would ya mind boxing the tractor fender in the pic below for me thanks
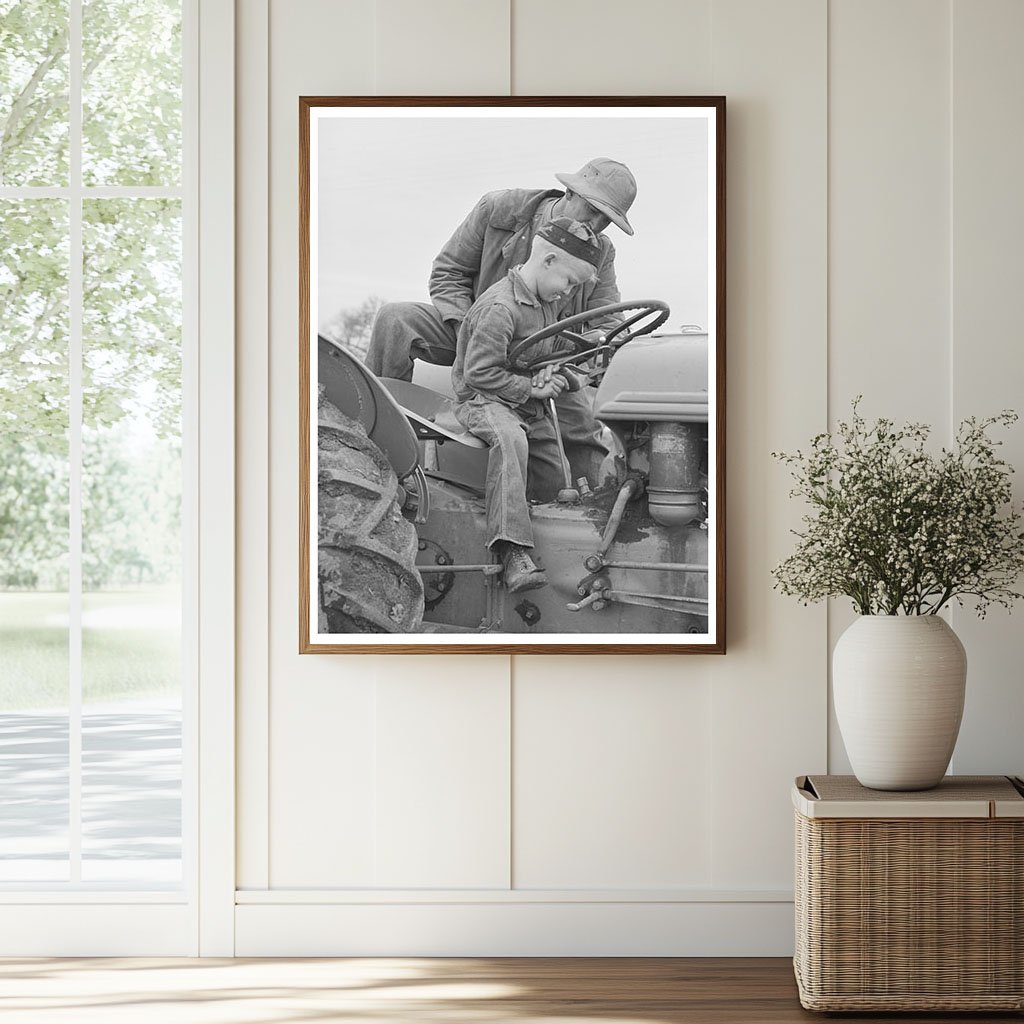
[317,335,420,480]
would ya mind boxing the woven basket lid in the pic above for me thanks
[793,774,1024,819]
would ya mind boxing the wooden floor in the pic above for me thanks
[0,957,1020,1023]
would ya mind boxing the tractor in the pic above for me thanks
[316,301,709,635]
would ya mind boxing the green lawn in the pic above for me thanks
[0,589,181,710]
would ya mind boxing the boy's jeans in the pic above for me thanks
[453,395,563,550]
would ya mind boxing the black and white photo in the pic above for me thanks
[300,97,725,653]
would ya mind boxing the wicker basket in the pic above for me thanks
[793,775,1024,1012]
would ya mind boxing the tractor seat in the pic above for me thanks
[379,378,487,449]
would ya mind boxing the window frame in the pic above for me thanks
[0,0,235,955]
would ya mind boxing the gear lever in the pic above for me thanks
[547,396,580,503]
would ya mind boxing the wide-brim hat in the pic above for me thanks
[555,157,637,235]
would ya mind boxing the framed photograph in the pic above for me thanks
[300,96,725,653]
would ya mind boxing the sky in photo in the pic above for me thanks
[316,111,710,334]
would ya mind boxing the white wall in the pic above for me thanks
[234,0,1024,955]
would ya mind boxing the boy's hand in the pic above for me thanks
[529,364,569,401]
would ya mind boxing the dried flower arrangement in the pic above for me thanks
[772,401,1024,616]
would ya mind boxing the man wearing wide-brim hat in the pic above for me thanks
[366,157,638,496]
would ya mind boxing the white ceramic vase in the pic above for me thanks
[833,615,967,791]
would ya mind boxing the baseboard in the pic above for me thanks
[0,904,196,956]
[235,898,795,956]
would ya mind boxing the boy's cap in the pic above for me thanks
[555,157,637,235]
[538,217,602,268]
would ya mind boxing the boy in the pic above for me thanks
[451,218,602,593]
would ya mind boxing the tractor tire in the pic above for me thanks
[317,396,424,633]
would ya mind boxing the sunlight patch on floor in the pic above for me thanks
[0,958,679,1024]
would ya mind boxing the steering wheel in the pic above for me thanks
[507,300,670,376]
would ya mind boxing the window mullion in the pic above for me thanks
[68,0,83,886]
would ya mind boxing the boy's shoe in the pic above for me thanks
[500,544,548,593]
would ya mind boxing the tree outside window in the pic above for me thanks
[1,0,186,884]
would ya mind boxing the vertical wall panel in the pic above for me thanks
[267,0,378,887]
[514,658,713,889]
[509,0,718,894]
[236,0,270,892]
[827,0,951,773]
[375,662,510,887]
[949,0,1024,776]
[513,0,712,94]
[271,668,377,886]
[829,0,951,423]
[375,0,510,94]
[707,0,828,888]
[370,0,515,888]
[265,0,515,890]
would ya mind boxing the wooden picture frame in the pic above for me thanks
[300,96,725,653]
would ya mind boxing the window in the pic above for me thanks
[0,0,192,890]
